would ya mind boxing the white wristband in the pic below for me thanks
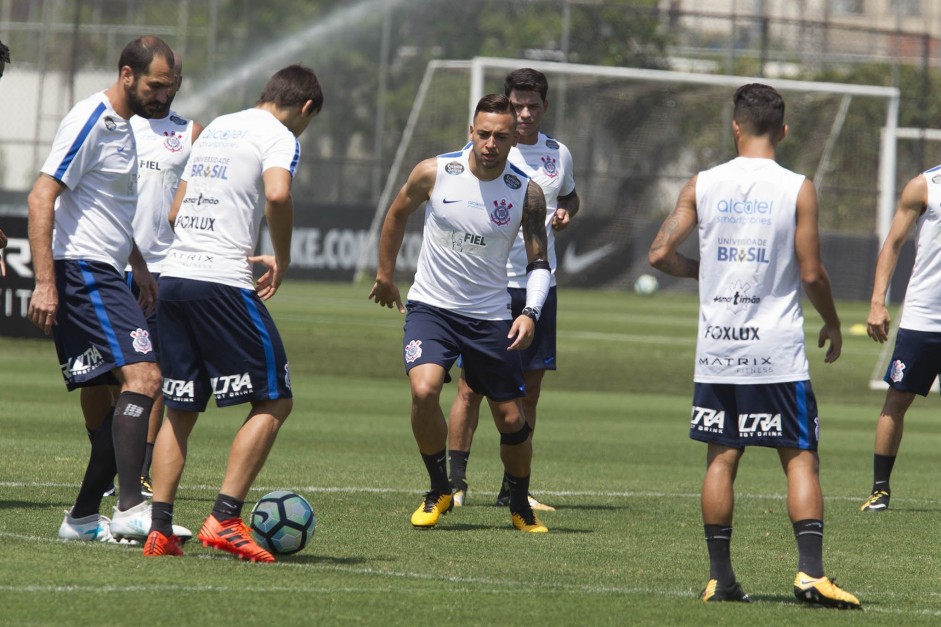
[525,267,550,312]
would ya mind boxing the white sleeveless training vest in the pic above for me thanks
[129,111,195,272]
[898,166,941,332]
[407,149,530,320]
[695,157,809,384]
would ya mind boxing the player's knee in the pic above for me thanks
[125,363,162,399]
[499,421,531,446]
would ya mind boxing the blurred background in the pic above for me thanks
[1,0,940,336]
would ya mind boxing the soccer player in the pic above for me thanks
[142,65,323,560]
[648,83,860,609]
[446,68,579,511]
[27,36,177,542]
[80,49,203,499]
[369,93,551,533]
[859,163,941,512]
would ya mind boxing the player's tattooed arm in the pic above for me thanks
[522,179,549,264]
[648,175,699,279]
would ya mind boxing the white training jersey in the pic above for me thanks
[506,133,576,288]
[899,166,941,331]
[41,91,137,272]
[407,149,530,319]
[162,107,300,290]
[128,111,196,272]
[695,157,809,384]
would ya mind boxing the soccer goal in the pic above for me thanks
[355,57,900,294]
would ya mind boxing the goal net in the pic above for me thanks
[356,57,900,297]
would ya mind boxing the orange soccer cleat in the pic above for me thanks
[197,515,275,563]
[143,530,185,557]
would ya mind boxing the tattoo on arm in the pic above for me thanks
[522,180,548,261]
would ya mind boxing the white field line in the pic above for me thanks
[0,481,919,505]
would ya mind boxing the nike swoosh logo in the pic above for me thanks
[562,242,619,274]
[442,198,460,204]
[798,577,821,586]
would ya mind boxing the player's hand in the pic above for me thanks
[818,324,842,363]
[368,279,405,313]
[250,255,283,301]
[28,282,58,335]
[551,208,571,231]
[507,315,535,351]
[132,266,158,317]
[866,304,891,343]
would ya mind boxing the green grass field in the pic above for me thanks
[2,281,941,625]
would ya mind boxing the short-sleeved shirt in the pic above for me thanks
[129,111,196,272]
[506,133,576,288]
[161,107,300,289]
[41,91,137,271]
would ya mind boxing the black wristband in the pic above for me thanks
[521,306,539,322]
[526,259,551,273]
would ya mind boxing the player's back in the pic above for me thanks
[694,156,808,384]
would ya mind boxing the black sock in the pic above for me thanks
[141,442,155,478]
[793,519,824,578]
[704,524,736,584]
[151,501,174,536]
[504,472,530,512]
[112,391,154,512]
[448,450,469,488]
[211,493,244,521]
[873,454,896,493]
[421,450,450,494]
[72,409,117,518]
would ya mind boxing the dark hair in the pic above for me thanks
[474,93,513,118]
[0,40,10,65]
[733,83,785,137]
[504,68,548,101]
[257,65,324,113]
[117,36,173,77]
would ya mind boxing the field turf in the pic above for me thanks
[2,281,941,625]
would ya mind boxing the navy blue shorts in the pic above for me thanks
[690,381,820,451]
[157,277,292,412]
[403,301,524,401]
[508,286,557,372]
[53,259,156,391]
[884,328,941,396]
[125,271,160,361]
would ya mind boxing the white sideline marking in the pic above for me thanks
[0,481,901,504]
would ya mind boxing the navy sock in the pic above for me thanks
[448,450,469,488]
[793,519,824,578]
[504,472,530,512]
[211,493,244,521]
[72,409,117,518]
[151,501,174,536]
[872,454,896,492]
[141,442,155,477]
[112,391,153,511]
[421,450,450,494]
[704,524,736,584]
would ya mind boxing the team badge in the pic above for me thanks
[545,138,560,150]
[104,116,117,131]
[445,161,464,175]
[540,155,559,178]
[890,359,906,383]
[130,328,153,354]
[933,174,941,184]
[490,199,513,225]
[503,173,521,189]
[405,339,423,364]
[163,130,183,152]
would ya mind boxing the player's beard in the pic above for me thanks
[126,80,167,119]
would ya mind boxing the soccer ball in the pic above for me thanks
[634,273,659,296]
[250,490,316,555]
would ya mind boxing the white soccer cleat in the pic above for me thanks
[57,511,141,544]
[110,501,192,543]
[528,495,556,512]
[58,511,115,542]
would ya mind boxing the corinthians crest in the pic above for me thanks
[490,199,513,225]
[540,155,559,178]
[163,130,183,152]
